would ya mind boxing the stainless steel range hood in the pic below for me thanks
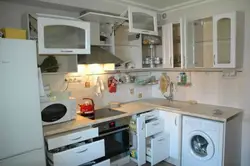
[78,46,124,64]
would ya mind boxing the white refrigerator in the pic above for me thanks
[0,39,46,166]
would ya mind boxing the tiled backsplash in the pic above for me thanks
[42,73,152,109]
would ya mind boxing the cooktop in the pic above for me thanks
[80,108,125,120]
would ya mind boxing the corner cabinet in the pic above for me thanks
[128,6,158,35]
[37,15,90,55]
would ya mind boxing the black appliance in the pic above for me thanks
[93,116,131,163]
[81,108,126,120]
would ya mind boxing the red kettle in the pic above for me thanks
[79,98,95,115]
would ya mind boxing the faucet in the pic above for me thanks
[164,82,174,102]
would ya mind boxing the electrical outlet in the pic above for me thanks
[138,92,143,99]
[129,88,135,95]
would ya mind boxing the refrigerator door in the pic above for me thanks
[0,39,44,160]
[0,148,46,166]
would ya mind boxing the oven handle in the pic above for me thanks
[99,127,129,137]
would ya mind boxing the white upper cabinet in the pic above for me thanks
[163,11,242,69]
[162,18,185,68]
[37,15,90,55]
[213,12,236,68]
[128,6,158,35]
[183,17,195,68]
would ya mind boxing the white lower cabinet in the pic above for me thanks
[133,111,170,166]
[93,159,110,166]
[46,128,99,150]
[47,140,105,166]
[159,111,181,166]
[145,119,164,137]
[146,133,170,165]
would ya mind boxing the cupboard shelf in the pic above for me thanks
[103,68,242,74]
[195,39,231,44]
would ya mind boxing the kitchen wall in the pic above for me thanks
[151,0,250,165]
[0,0,153,107]
[1,0,250,165]
[0,1,79,28]
[42,73,152,109]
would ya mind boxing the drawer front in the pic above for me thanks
[46,128,98,150]
[51,139,105,166]
[93,159,110,166]
[143,110,159,120]
[146,119,164,137]
[150,134,170,165]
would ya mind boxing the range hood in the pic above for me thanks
[78,46,124,64]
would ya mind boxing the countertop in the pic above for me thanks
[43,98,242,137]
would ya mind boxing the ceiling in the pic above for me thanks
[111,0,207,11]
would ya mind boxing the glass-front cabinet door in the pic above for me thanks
[193,17,214,68]
[128,6,158,35]
[162,19,185,68]
[213,12,236,68]
[38,16,90,55]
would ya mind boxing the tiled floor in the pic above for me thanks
[123,161,174,166]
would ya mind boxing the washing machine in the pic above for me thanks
[182,116,224,166]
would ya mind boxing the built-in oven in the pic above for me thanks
[93,117,131,163]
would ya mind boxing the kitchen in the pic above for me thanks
[0,0,249,166]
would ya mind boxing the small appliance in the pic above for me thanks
[41,98,76,126]
[79,98,95,115]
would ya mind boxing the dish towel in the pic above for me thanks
[95,76,105,97]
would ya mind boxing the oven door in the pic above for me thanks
[94,125,130,162]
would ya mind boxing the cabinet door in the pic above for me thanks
[213,12,236,68]
[136,115,146,166]
[183,18,195,68]
[128,6,158,35]
[38,16,90,55]
[163,19,186,68]
[159,111,181,166]
[162,23,174,68]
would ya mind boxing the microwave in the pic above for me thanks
[41,98,76,126]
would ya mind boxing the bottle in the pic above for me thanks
[183,72,187,84]
[177,73,181,83]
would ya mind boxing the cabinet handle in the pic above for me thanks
[61,50,73,53]
[71,136,82,141]
[170,56,172,66]
[153,123,159,126]
[146,115,154,119]
[142,122,145,130]
[1,61,10,64]
[214,55,215,65]
[175,117,177,126]
[76,149,88,153]
[158,138,165,142]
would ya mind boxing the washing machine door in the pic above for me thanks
[188,130,215,161]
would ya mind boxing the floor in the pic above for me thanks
[124,161,174,166]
